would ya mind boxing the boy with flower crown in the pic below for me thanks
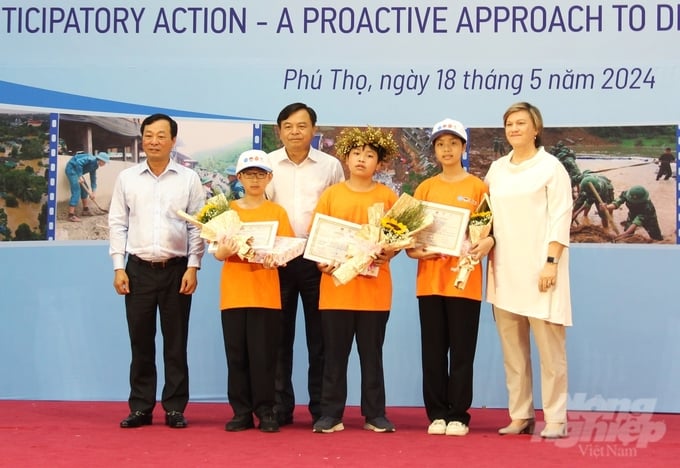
[213,149,295,433]
[311,127,399,434]
[406,119,491,437]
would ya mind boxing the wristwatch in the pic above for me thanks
[546,256,559,264]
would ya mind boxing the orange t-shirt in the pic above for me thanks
[314,182,398,311]
[413,174,488,300]
[219,200,295,310]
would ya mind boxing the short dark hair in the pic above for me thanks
[276,102,317,127]
[141,113,178,138]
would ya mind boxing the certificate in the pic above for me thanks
[415,201,470,256]
[238,221,278,250]
[303,214,363,264]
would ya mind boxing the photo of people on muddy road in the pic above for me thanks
[2,110,674,245]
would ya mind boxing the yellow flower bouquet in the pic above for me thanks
[177,192,254,259]
[333,193,433,285]
[454,194,492,290]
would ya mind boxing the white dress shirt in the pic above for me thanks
[108,159,205,270]
[266,146,345,237]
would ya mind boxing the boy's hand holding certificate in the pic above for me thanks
[305,193,433,286]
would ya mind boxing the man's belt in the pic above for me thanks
[128,254,186,269]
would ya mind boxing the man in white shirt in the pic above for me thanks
[109,113,205,430]
[266,103,345,426]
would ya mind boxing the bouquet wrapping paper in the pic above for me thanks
[453,194,492,290]
[332,193,433,285]
[177,193,254,260]
[249,236,307,265]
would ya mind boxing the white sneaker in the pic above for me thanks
[446,421,469,436]
[427,419,447,435]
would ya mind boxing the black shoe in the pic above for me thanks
[225,414,255,432]
[313,416,344,433]
[364,416,396,433]
[276,413,294,426]
[120,411,152,428]
[165,410,187,428]
[259,413,280,433]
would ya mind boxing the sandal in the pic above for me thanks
[81,207,93,216]
[68,214,81,222]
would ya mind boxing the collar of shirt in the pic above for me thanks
[136,158,181,177]
[271,146,326,165]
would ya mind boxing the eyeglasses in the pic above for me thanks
[240,171,268,180]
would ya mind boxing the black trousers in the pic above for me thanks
[274,257,323,420]
[124,258,191,413]
[418,296,481,425]
[319,309,389,420]
[222,308,281,418]
[657,163,672,180]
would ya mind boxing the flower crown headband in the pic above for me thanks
[334,126,399,161]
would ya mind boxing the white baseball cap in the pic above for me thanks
[235,149,273,173]
[429,119,467,144]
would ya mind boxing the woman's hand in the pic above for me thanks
[539,263,558,292]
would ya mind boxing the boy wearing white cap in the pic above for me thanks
[213,149,295,433]
[406,119,490,436]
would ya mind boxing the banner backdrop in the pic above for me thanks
[2,1,680,125]
[1,0,679,242]
[2,1,680,413]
